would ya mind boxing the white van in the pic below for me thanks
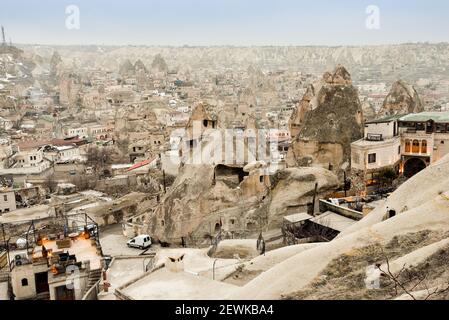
[127,234,152,249]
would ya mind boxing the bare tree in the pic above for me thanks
[43,174,58,194]
[376,249,449,300]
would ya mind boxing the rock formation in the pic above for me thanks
[267,167,339,227]
[287,65,364,175]
[134,59,148,74]
[118,59,135,77]
[378,80,423,117]
[361,98,376,122]
[289,84,315,138]
[151,54,168,73]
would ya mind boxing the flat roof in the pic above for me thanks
[399,112,449,123]
[351,136,400,147]
[366,114,405,124]
[283,212,313,224]
[35,237,102,270]
[121,268,237,300]
[310,211,356,232]
[0,205,53,224]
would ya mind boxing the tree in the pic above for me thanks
[43,174,58,194]
[377,167,398,193]
[376,249,449,300]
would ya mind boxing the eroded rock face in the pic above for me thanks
[289,84,315,138]
[361,98,376,122]
[267,167,339,227]
[323,64,352,85]
[146,155,339,244]
[378,80,423,117]
[287,66,364,175]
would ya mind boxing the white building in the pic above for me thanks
[62,126,88,139]
[55,145,83,163]
[0,190,16,214]
[351,112,449,193]
[0,148,51,175]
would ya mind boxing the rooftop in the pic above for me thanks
[310,211,357,232]
[283,212,313,224]
[366,114,405,124]
[399,112,449,123]
[0,205,54,224]
[35,237,102,270]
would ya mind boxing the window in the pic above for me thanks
[3,195,7,201]
[405,140,411,153]
[368,153,377,164]
[398,145,401,155]
[412,140,420,154]
[21,278,28,286]
[260,176,264,183]
[421,140,427,154]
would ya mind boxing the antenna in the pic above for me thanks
[1,26,5,46]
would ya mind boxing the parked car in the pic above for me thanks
[127,234,152,249]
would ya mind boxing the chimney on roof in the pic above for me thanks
[165,254,185,273]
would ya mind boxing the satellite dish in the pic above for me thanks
[16,238,27,249]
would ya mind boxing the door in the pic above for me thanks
[55,285,75,300]
[35,272,49,294]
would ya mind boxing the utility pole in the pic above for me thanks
[311,182,318,216]
[1,224,11,272]
[1,26,5,46]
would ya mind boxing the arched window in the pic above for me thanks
[405,140,411,153]
[21,278,28,286]
[412,140,420,154]
[421,140,427,154]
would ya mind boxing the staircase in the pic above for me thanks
[34,292,50,300]
[87,268,102,288]
[81,268,102,300]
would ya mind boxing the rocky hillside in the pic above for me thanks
[229,154,449,300]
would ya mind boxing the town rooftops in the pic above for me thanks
[399,112,449,123]
[18,137,85,150]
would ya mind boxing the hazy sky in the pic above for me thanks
[1,0,449,46]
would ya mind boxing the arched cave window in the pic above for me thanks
[21,278,28,286]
